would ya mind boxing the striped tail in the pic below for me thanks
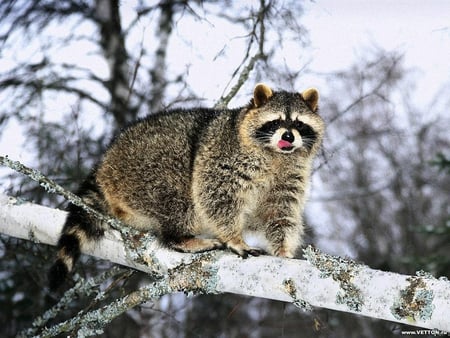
[48,173,107,290]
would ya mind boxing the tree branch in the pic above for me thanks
[0,191,449,332]
[0,155,136,238]
[18,266,132,338]
[214,0,269,109]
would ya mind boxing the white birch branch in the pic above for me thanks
[1,194,449,332]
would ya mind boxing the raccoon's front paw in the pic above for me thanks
[230,246,265,258]
[226,239,265,258]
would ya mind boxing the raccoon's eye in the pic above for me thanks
[293,120,304,130]
[294,120,316,138]
[269,120,281,130]
[254,120,282,141]
[258,120,281,134]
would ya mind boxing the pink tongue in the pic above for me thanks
[277,139,292,149]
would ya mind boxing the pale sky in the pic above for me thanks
[302,0,450,102]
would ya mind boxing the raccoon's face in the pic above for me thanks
[242,83,324,155]
[254,113,319,154]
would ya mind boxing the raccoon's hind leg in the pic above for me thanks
[160,221,224,253]
[168,236,224,253]
[48,175,106,290]
[157,207,224,254]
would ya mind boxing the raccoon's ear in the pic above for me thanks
[301,88,319,112]
[253,83,273,107]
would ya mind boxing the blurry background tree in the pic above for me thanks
[0,1,448,337]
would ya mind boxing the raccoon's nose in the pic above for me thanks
[281,131,294,143]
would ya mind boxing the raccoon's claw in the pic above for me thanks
[244,248,266,258]
[228,245,265,258]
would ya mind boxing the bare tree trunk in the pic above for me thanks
[148,0,174,113]
[95,0,136,128]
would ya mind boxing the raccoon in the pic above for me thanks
[48,83,325,290]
